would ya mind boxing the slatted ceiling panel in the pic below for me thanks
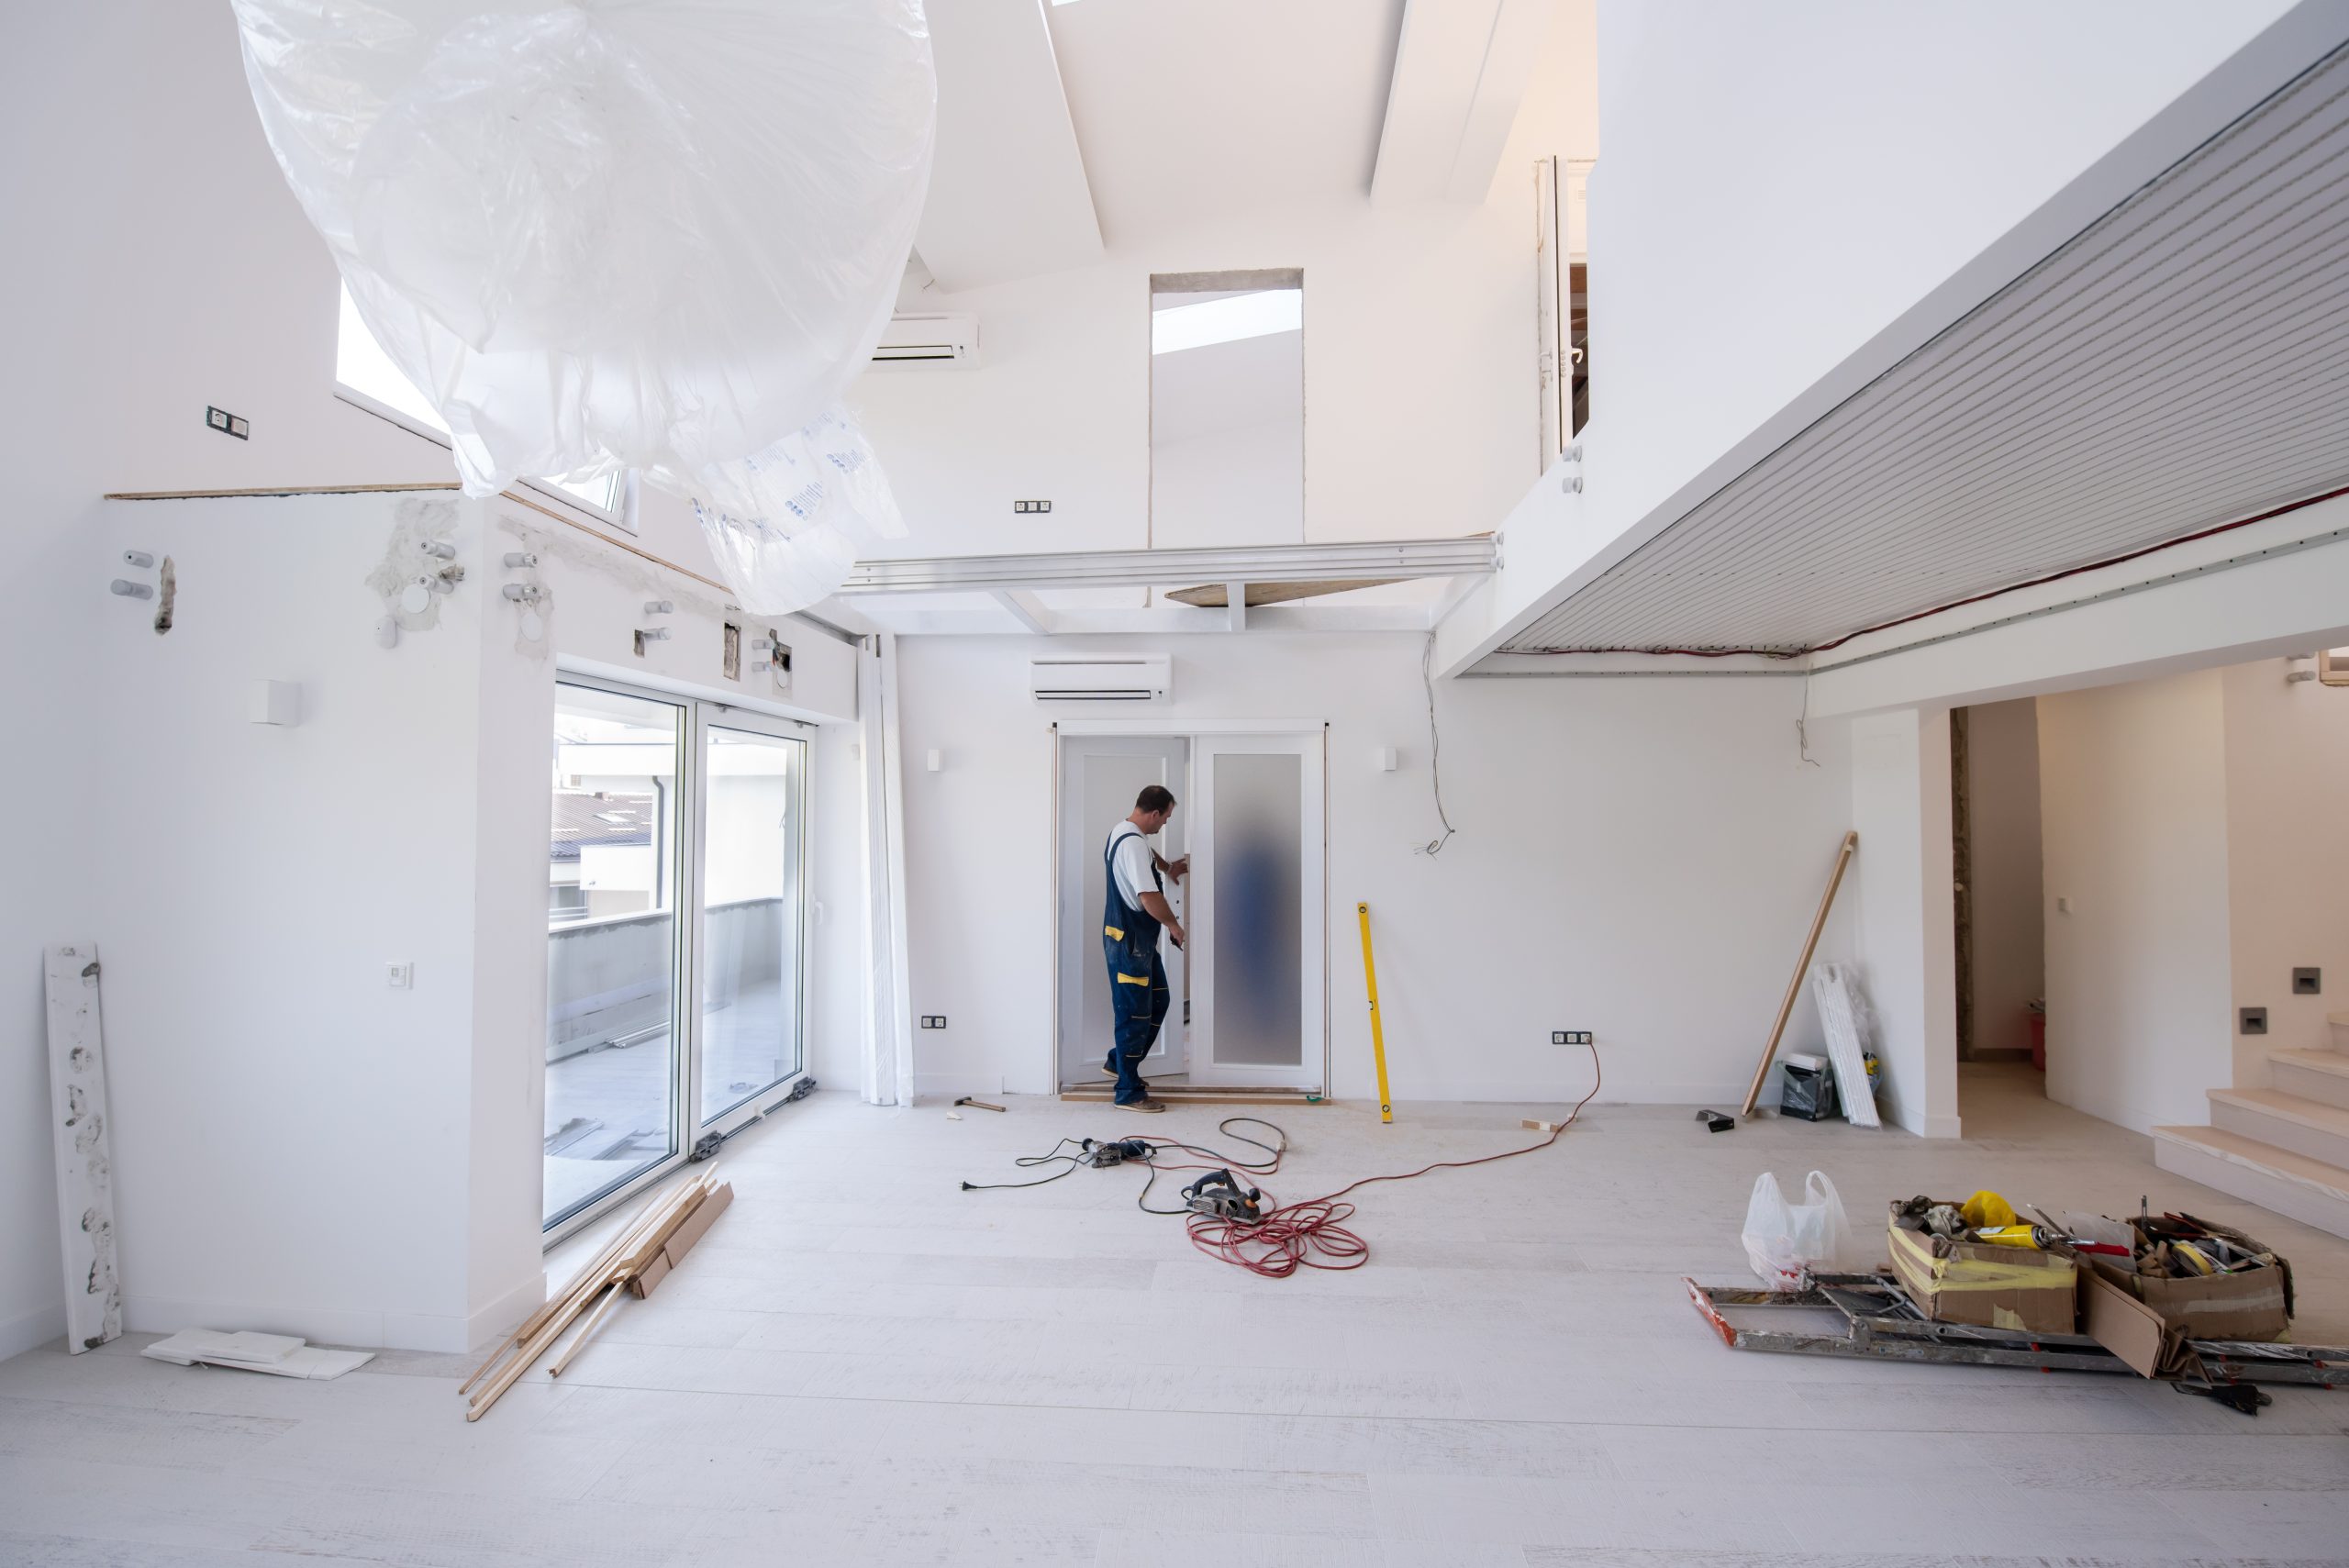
[1507,40,2349,656]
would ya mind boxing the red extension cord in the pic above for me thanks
[1182,1038,1604,1277]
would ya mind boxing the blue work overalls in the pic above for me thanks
[1101,825,1171,1106]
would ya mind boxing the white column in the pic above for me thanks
[1850,707,1961,1138]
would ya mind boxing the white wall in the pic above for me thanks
[1965,698,2045,1057]
[852,13,1600,566]
[0,4,864,1356]
[1442,0,2328,669]
[2037,671,2233,1133]
[69,492,866,1351]
[894,637,1853,1106]
[2221,660,2349,1084]
[1586,1,2299,551]
[1849,709,1961,1138]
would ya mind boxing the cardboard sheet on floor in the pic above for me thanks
[2076,1264,2177,1377]
[142,1328,373,1380]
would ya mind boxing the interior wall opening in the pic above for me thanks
[1953,696,2048,1122]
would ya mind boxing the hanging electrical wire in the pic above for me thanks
[1416,632,1458,855]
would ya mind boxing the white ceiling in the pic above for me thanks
[1041,0,1407,241]
[1504,38,2349,656]
[913,1,1102,291]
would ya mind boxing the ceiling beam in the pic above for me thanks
[1371,0,1559,206]
[841,537,1497,595]
[991,588,1057,634]
[912,0,1103,293]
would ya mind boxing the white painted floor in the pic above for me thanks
[5,1062,2347,1565]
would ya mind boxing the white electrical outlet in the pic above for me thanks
[386,962,414,989]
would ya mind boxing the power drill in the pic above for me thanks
[1081,1137,1153,1169]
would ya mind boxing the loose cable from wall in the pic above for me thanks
[1416,632,1459,855]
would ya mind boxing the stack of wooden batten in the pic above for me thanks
[462,1171,733,1420]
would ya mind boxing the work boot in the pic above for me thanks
[1121,1096,1166,1114]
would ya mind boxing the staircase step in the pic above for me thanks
[2209,1087,2349,1168]
[2270,1048,2349,1111]
[2332,1011,2349,1051]
[2150,1124,2349,1241]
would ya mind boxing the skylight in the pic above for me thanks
[1150,290,1303,356]
[335,285,627,521]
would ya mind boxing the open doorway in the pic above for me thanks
[1053,723,1327,1098]
[1953,698,2046,1118]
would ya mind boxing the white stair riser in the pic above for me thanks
[2333,1018,2349,1051]
[2210,1096,2349,1169]
[2271,1060,2349,1112]
[2154,1137,2349,1241]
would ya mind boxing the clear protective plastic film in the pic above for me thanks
[232,1,935,611]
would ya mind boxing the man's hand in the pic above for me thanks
[1164,854,1191,882]
[1166,920,1186,950]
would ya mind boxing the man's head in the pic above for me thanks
[1131,784,1176,833]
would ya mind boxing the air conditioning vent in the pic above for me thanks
[873,313,979,367]
[1029,654,1172,705]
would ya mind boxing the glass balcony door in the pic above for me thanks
[544,678,809,1237]
[693,713,807,1131]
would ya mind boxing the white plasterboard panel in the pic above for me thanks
[1046,0,1405,239]
[914,0,1103,291]
[45,943,122,1353]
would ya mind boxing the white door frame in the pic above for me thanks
[1053,732,1191,1084]
[1048,718,1328,1095]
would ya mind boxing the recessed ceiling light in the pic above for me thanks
[1151,290,1303,356]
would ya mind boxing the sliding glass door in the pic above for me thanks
[696,718,806,1126]
[543,677,808,1235]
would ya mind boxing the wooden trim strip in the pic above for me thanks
[104,481,735,596]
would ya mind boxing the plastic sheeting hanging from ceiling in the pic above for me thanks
[232,0,935,613]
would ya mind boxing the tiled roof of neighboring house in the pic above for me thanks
[550,791,655,863]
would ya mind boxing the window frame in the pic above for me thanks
[541,673,814,1246]
[333,383,640,534]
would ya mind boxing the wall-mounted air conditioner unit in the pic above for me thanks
[1030,654,1172,704]
[873,313,979,367]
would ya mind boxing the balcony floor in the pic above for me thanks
[543,979,792,1222]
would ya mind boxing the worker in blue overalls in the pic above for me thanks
[1102,784,1188,1112]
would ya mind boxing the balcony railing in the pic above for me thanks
[546,896,784,1062]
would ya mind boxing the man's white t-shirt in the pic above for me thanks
[1107,821,1160,916]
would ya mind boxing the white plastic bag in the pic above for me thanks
[1741,1171,1854,1291]
[232,0,934,611]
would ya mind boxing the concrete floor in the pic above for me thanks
[4,1062,2347,1565]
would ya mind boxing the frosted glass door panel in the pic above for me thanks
[1187,732,1322,1087]
[1208,752,1304,1067]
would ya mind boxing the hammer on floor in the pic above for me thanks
[954,1095,1006,1113]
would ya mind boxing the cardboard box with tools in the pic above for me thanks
[2052,1208,2293,1347]
[1887,1197,2078,1335]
